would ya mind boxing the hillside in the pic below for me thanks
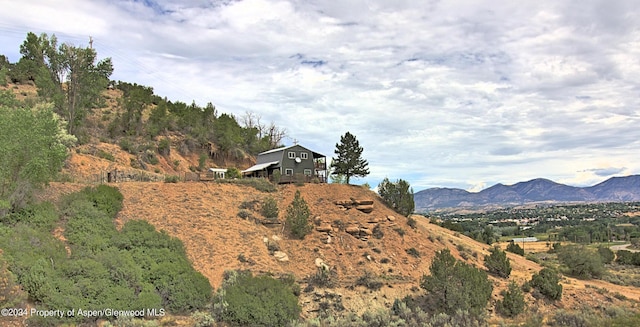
[4,81,640,324]
[415,176,640,211]
[38,179,640,321]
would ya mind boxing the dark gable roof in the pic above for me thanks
[258,144,325,158]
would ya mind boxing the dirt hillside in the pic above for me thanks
[39,179,640,320]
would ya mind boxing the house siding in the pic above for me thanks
[251,144,326,182]
[279,145,315,175]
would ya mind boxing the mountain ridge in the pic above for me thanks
[414,175,640,211]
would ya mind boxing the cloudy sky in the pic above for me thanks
[1,0,639,192]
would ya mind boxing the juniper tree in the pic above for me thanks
[378,178,415,216]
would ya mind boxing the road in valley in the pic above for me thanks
[610,243,640,253]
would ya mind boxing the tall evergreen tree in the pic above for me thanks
[330,131,369,184]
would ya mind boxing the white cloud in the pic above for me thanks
[1,0,639,192]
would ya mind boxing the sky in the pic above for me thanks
[1,0,639,192]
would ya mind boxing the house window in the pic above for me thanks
[285,169,293,176]
[288,152,296,159]
[304,169,312,176]
[300,152,308,160]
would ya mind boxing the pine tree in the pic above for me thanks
[484,246,512,278]
[330,132,369,184]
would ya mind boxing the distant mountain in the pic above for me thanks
[414,175,640,211]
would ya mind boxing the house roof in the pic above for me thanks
[208,168,226,173]
[241,161,279,174]
[259,145,325,158]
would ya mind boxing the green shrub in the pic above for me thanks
[0,255,26,309]
[216,178,277,192]
[261,196,279,220]
[198,153,208,171]
[551,309,593,327]
[484,246,511,278]
[378,178,415,216]
[164,175,180,183]
[530,268,562,301]
[506,241,525,256]
[82,184,124,218]
[421,249,493,316]
[407,216,417,229]
[272,169,282,184]
[237,210,252,220]
[119,138,136,153]
[496,282,525,317]
[191,311,215,327]
[597,246,615,264]
[97,149,115,161]
[1,202,58,230]
[286,190,312,239]
[226,167,242,179]
[308,266,336,288]
[157,138,170,156]
[215,271,300,327]
[557,245,604,279]
[143,150,159,165]
[355,271,383,291]
[406,248,420,258]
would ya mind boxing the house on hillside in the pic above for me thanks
[242,144,327,183]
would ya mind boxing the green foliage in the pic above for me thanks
[329,173,346,184]
[198,153,207,171]
[484,246,512,278]
[1,202,58,230]
[215,271,301,327]
[406,248,420,258]
[557,244,604,279]
[420,249,493,316]
[215,178,277,192]
[0,255,26,309]
[261,196,279,220]
[191,311,216,327]
[530,268,562,300]
[479,225,497,245]
[0,65,7,86]
[506,241,525,256]
[84,184,124,218]
[0,102,73,214]
[330,132,369,184]
[286,190,312,239]
[308,266,337,288]
[164,175,180,183]
[378,178,415,216]
[272,169,282,184]
[226,167,241,179]
[19,32,113,135]
[157,138,171,156]
[597,246,615,264]
[0,186,211,324]
[496,282,525,317]
[616,250,640,265]
[355,271,383,291]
